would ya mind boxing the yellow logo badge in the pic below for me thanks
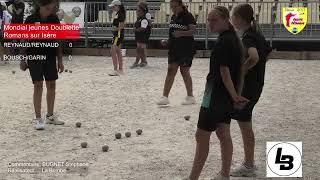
[282,7,307,34]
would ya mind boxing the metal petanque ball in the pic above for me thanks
[115,133,121,139]
[81,142,87,148]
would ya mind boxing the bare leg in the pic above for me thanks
[189,128,212,180]
[162,64,179,97]
[46,81,56,116]
[110,45,118,71]
[216,123,233,177]
[180,67,193,97]
[237,121,255,167]
[140,45,147,64]
[116,46,123,71]
[135,46,141,64]
[33,81,44,118]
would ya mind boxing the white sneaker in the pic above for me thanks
[181,96,196,105]
[157,96,169,105]
[117,70,124,75]
[35,118,45,130]
[211,173,230,180]
[108,70,119,76]
[230,163,257,177]
[46,114,65,125]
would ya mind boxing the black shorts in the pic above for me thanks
[230,83,263,121]
[197,82,233,132]
[168,55,193,67]
[230,100,258,122]
[197,107,232,132]
[135,35,149,44]
[112,35,124,47]
[136,39,148,44]
[28,58,58,83]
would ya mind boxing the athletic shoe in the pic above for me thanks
[46,114,65,125]
[130,62,139,69]
[211,173,230,180]
[108,70,119,76]
[157,96,170,105]
[181,96,196,105]
[35,118,45,130]
[139,62,148,67]
[117,70,124,75]
[230,163,257,177]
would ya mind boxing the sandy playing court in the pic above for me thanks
[0,56,319,180]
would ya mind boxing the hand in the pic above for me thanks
[232,95,249,110]
[241,65,249,76]
[20,61,28,71]
[172,31,182,38]
[112,27,118,32]
[58,62,64,73]
[160,39,168,47]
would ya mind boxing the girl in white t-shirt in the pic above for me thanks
[130,2,151,68]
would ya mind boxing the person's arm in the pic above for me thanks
[216,40,239,100]
[57,42,63,62]
[220,65,249,109]
[114,13,125,32]
[241,34,259,73]
[20,15,30,71]
[54,15,64,73]
[242,47,259,72]
[57,41,63,68]
[220,66,238,101]
[12,5,16,13]
[215,37,249,106]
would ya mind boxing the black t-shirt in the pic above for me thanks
[242,28,272,90]
[11,2,25,23]
[24,13,60,57]
[208,30,242,102]
[168,10,196,57]
[134,16,151,41]
[112,12,125,37]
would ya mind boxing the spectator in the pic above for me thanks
[11,0,25,23]
[0,1,12,65]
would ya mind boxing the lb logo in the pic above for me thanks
[282,7,307,35]
[266,142,302,177]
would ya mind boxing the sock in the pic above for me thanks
[243,162,255,169]
[46,113,53,117]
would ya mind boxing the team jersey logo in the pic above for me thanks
[282,7,307,35]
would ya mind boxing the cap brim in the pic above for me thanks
[108,4,115,7]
